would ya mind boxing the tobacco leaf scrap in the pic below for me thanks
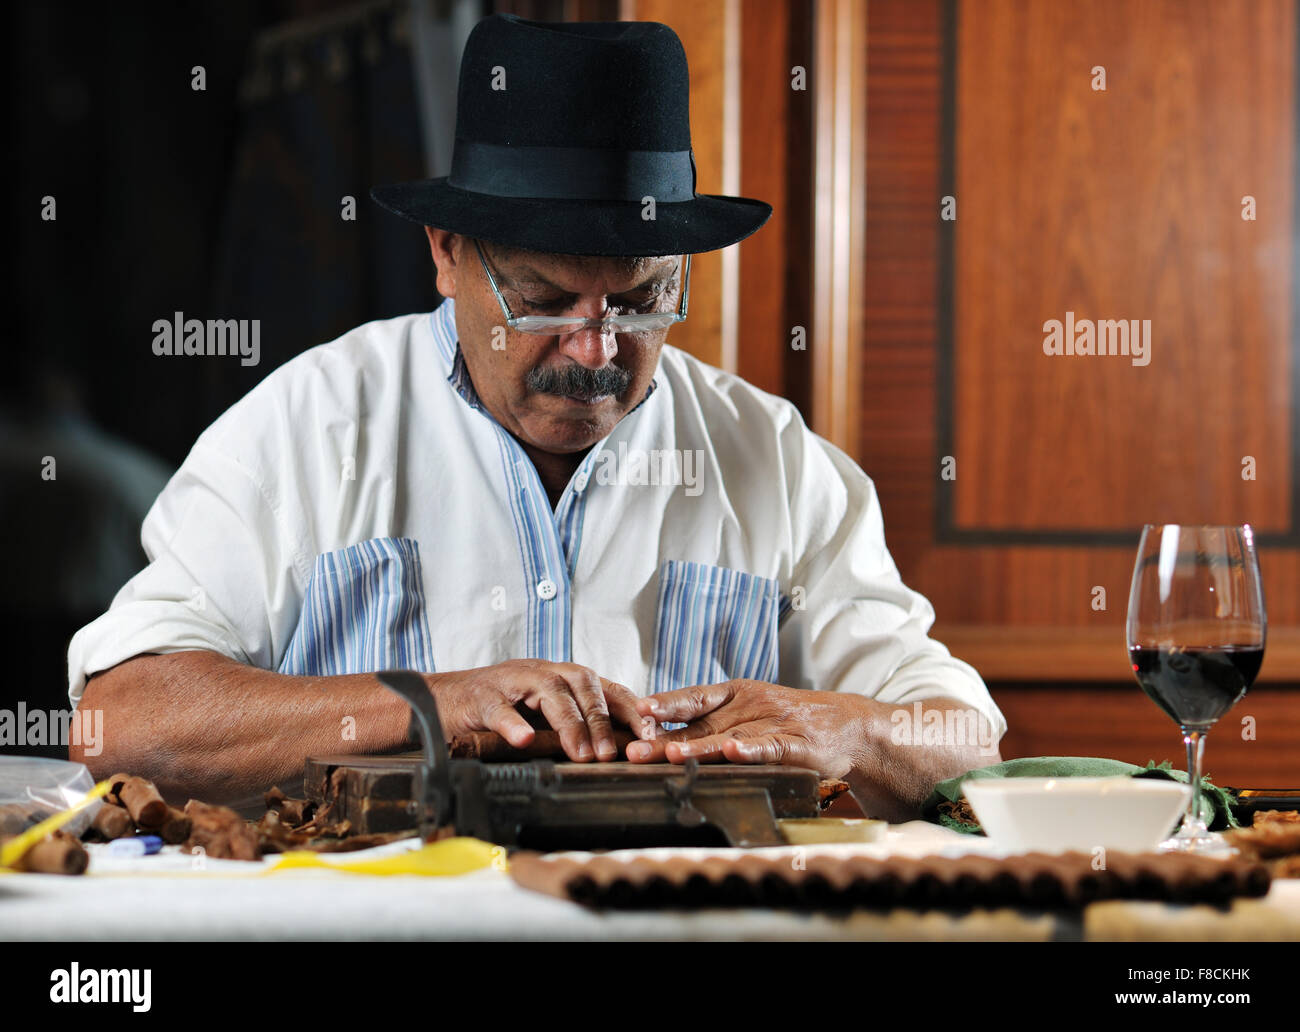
[255,785,412,854]
[1224,810,1300,876]
[182,799,262,861]
[937,798,979,829]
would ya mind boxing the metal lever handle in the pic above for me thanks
[375,670,453,838]
[665,757,705,827]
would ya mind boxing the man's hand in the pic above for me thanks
[626,679,1004,821]
[625,680,868,779]
[431,659,655,762]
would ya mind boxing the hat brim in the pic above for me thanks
[370,178,772,257]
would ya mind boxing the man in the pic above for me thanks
[69,13,1004,820]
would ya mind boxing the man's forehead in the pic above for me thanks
[474,238,677,287]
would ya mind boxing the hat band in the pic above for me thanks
[448,141,695,202]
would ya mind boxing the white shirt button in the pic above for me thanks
[573,472,589,492]
[536,578,558,600]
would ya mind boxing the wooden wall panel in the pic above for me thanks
[861,0,943,576]
[863,0,1300,707]
[952,0,1294,534]
[993,686,1300,788]
[622,0,734,369]
[620,0,813,412]
[944,625,1300,684]
[810,0,866,450]
[737,0,791,396]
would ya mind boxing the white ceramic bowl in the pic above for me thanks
[961,777,1191,853]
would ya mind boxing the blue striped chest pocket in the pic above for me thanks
[649,560,782,695]
[279,537,435,676]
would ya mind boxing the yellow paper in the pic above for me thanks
[0,779,113,870]
[264,837,504,877]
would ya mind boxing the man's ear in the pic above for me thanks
[425,227,462,298]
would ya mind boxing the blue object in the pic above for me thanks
[105,835,163,857]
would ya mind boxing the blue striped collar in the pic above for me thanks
[429,298,459,367]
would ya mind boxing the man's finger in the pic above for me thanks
[480,697,537,749]
[721,733,804,766]
[532,676,594,761]
[634,682,737,723]
[600,679,657,744]
[625,719,725,762]
[556,666,617,760]
[662,734,737,763]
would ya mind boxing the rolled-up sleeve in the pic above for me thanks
[66,436,303,706]
[777,429,1006,741]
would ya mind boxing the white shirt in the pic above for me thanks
[68,299,1006,743]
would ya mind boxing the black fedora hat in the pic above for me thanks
[370,13,772,257]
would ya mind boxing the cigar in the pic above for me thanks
[448,729,635,760]
[854,862,906,909]
[923,855,1017,906]
[802,856,858,910]
[716,855,769,907]
[1125,853,1242,904]
[1,830,89,875]
[892,857,950,908]
[104,773,133,807]
[88,802,134,841]
[117,776,168,829]
[159,806,192,845]
[0,803,43,837]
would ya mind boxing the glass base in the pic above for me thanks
[1157,831,1237,857]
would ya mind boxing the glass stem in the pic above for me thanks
[1180,728,1208,836]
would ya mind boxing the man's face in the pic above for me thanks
[426,229,681,455]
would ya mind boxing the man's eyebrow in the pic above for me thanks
[498,261,677,297]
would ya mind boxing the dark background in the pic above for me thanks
[6,0,513,749]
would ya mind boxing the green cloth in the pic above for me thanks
[921,756,1240,835]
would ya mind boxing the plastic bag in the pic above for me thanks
[0,756,102,838]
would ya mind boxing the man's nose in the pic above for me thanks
[558,322,618,369]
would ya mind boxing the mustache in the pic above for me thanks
[526,362,632,399]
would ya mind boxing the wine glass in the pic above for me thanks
[1126,524,1266,854]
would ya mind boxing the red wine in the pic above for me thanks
[1129,645,1263,729]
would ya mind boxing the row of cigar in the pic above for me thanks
[509,850,1274,910]
[0,773,258,874]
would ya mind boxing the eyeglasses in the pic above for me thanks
[474,238,690,335]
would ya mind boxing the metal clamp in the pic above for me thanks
[375,670,453,839]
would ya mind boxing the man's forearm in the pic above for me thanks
[847,696,1003,823]
[71,650,415,807]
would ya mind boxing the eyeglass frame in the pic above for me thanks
[473,238,691,335]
